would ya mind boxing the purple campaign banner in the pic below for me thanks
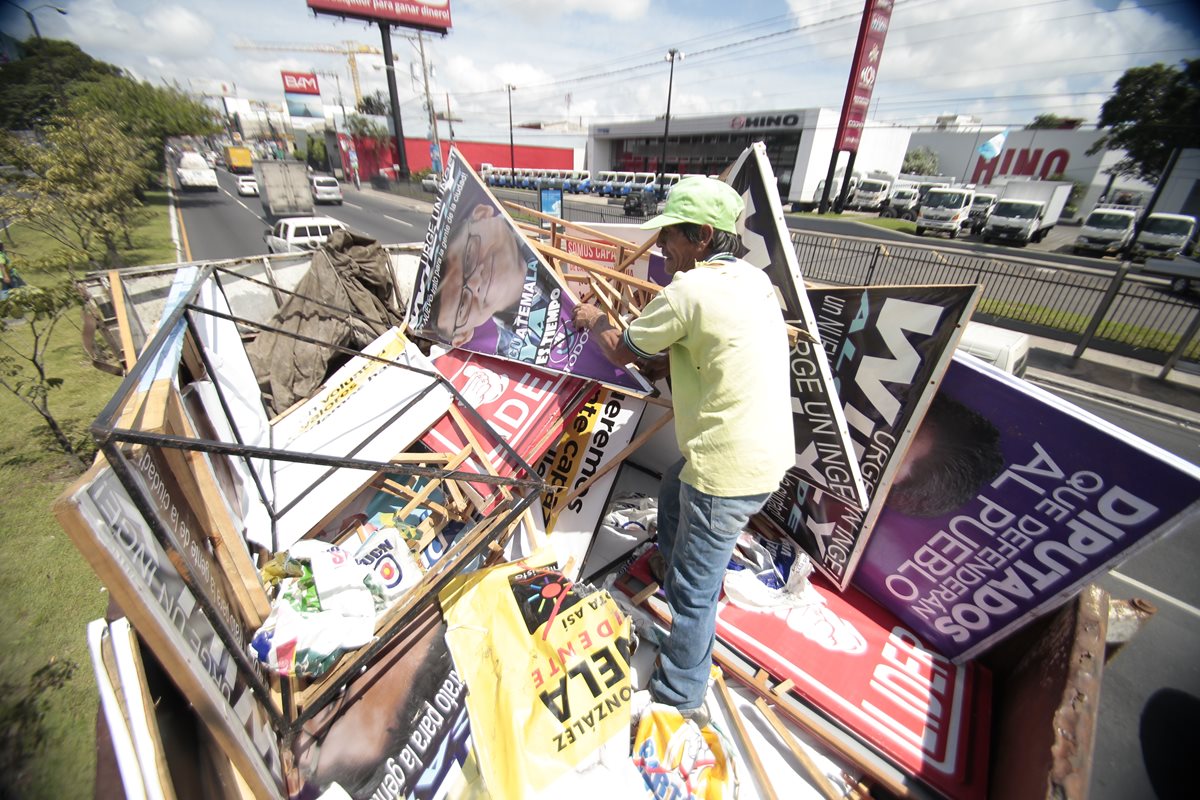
[854,354,1200,662]
[407,148,650,395]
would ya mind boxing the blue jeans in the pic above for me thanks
[649,458,769,711]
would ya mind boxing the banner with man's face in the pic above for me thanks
[724,143,869,513]
[408,148,651,395]
[759,284,978,590]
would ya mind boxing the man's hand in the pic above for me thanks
[572,303,605,332]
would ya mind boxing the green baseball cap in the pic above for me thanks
[641,176,744,234]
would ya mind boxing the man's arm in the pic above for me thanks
[571,304,640,367]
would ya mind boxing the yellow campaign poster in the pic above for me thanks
[439,554,632,797]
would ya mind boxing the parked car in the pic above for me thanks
[263,216,348,254]
[236,175,259,197]
[310,176,344,205]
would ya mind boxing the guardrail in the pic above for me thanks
[468,190,1200,373]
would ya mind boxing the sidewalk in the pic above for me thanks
[1025,336,1200,426]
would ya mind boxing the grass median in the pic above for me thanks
[0,187,175,799]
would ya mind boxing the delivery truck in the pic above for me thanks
[1073,205,1140,257]
[223,145,254,175]
[255,160,314,220]
[980,180,1072,246]
[1130,212,1197,261]
[915,186,975,238]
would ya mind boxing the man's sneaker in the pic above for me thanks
[679,702,711,729]
[648,549,667,585]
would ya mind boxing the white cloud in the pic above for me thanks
[463,0,650,23]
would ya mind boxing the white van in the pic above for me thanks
[263,216,349,254]
[957,322,1031,377]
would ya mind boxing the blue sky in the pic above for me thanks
[2,0,1198,138]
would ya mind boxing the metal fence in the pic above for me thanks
[429,187,1200,371]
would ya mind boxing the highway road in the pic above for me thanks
[172,173,1197,799]
[173,167,431,261]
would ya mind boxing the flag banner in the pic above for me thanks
[408,148,652,395]
[977,130,1008,161]
[853,354,1200,661]
[439,554,640,797]
[725,143,868,512]
[619,549,992,800]
[759,284,978,590]
[421,349,595,513]
[532,388,648,579]
[835,0,896,152]
[292,605,474,799]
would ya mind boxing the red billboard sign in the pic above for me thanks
[281,71,320,95]
[834,0,894,153]
[306,0,452,34]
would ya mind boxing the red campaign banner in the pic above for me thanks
[421,350,595,512]
[307,0,452,34]
[280,71,320,95]
[835,0,895,153]
[622,551,991,800]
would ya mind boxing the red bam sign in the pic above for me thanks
[835,0,894,153]
[306,0,452,34]
[281,71,320,95]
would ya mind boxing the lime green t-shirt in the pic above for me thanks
[624,257,793,497]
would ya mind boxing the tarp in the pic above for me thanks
[249,229,407,415]
[759,284,977,589]
[407,147,651,395]
[854,353,1200,661]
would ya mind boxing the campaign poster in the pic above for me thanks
[439,555,636,797]
[619,551,991,800]
[725,143,868,512]
[759,285,977,590]
[532,388,647,579]
[407,147,652,395]
[292,605,473,799]
[853,354,1200,661]
[421,350,595,513]
[56,465,285,799]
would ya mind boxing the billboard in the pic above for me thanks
[282,70,323,119]
[835,0,895,152]
[306,0,452,34]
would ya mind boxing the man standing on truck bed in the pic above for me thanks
[572,177,793,724]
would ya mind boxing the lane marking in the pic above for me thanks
[176,205,193,262]
[343,201,363,209]
[1109,570,1200,620]
[384,214,414,227]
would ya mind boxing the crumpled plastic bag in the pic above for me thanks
[249,540,384,677]
[599,494,658,545]
[722,532,823,612]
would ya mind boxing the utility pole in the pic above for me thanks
[378,22,409,180]
[445,93,456,146]
[416,32,441,173]
[507,84,517,179]
[658,49,681,198]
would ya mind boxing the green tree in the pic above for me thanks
[346,113,389,141]
[307,135,328,171]
[1089,59,1200,183]
[70,76,220,173]
[0,109,152,267]
[0,38,122,130]
[903,146,939,175]
[0,280,89,467]
[1026,114,1083,130]
[356,90,390,116]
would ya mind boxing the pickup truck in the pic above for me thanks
[1130,212,1197,261]
[1137,255,1200,294]
[1073,206,1138,257]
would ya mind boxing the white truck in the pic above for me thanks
[968,192,999,234]
[1073,205,1140,257]
[980,181,1072,246]
[175,152,219,191]
[1130,213,1197,261]
[915,186,975,239]
[846,174,893,211]
[255,160,315,220]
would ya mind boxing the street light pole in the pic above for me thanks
[507,84,517,182]
[1,1,67,40]
[658,48,681,198]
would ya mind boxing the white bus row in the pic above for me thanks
[480,166,682,197]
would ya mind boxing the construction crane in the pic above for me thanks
[234,40,382,105]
